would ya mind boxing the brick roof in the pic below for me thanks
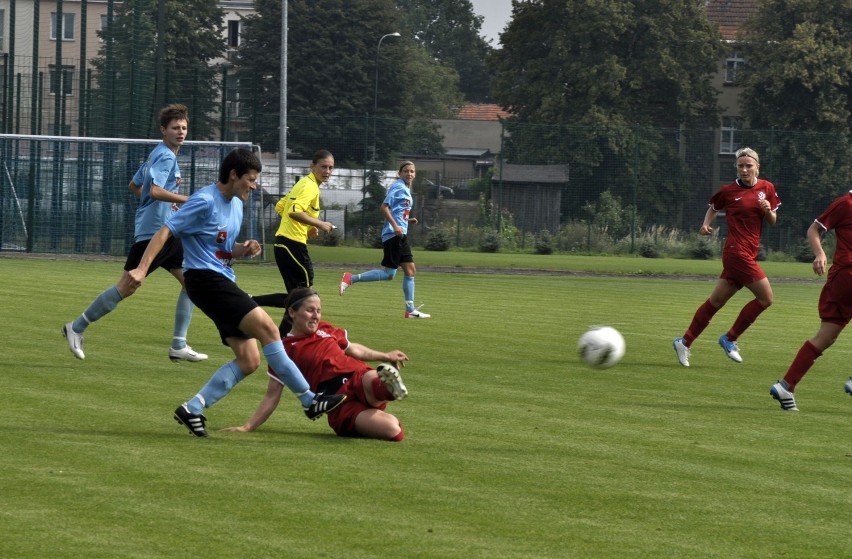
[456,104,512,121]
[705,0,760,40]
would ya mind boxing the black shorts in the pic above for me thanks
[184,269,258,345]
[124,236,184,274]
[273,236,313,291]
[381,235,414,269]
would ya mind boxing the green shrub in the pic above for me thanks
[689,238,716,260]
[317,229,342,247]
[639,241,659,258]
[424,228,451,251]
[534,230,553,255]
[479,230,501,253]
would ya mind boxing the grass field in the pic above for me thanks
[0,252,849,558]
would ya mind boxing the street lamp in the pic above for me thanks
[372,32,400,162]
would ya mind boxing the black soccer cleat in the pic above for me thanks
[304,393,347,421]
[174,403,209,437]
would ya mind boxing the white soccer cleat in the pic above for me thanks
[845,377,852,396]
[770,381,799,411]
[376,363,408,400]
[404,305,431,319]
[62,322,85,360]
[169,345,209,363]
[673,337,690,367]
[339,272,352,296]
[719,334,743,363]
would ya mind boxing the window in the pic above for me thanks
[51,12,75,41]
[720,116,742,154]
[49,64,75,96]
[226,77,242,117]
[99,14,109,41]
[725,51,744,84]
[227,20,241,48]
[0,9,5,41]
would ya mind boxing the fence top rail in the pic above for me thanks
[0,134,256,149]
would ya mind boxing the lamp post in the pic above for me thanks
[372,32,400,162]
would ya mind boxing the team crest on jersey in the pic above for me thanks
[758,191,766,201]
[405,200,411,207]
[217,231,227,244]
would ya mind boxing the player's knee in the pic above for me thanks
[384,269,397,281]
[236,355,261,374]
[389,425,404,442]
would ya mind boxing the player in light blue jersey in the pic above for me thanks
[62,104,207,363]
[339,161,431,318]
[128,149,345,437]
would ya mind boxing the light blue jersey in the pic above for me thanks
[381,178,413,242]
[133,143,182,242]
[165,183,243,282]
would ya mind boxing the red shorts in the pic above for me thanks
[720,251,766,288]
[818,266,852,325]
[327,369,386,437]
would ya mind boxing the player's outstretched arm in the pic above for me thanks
[346,342,408,365]
[221,377,284,432]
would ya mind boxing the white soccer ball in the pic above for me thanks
[578,326,625,369]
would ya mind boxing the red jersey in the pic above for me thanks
[710,178,780,260]
[815,191,852,268]
[282,321,371,392]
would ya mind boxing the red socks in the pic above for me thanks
[727,299,767,341]
[371,376,395,401]
[684,300,718,346]
[783,340,822,391]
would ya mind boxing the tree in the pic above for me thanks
[90,0,225,139]
[489,0,721,227]
[396,0,493,102]
[738,0,852,234]
[235,0,462,163]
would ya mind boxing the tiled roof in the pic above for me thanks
[456,104,512,121]
[705,0,760,40]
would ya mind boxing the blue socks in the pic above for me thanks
[263,341,315,407]
[185,343,315,415]
[353,268,396,283]
[73,286,123,333]
[187,361,246,414]
[171,288,194,350]
[403,276,415,311]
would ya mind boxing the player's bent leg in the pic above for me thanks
[354,408,403,441]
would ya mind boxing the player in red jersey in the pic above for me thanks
[673,147,780,367]
[770,191,852,410]
[222,288,410,441]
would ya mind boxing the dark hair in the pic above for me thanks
[219,148,262,184]
[159,103,189,128]
[312,149,333,164]
[285,287,319,311]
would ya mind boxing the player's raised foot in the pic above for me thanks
[404,305,431,319]
[339,272,352,296]
[845,376,852,396]
[304,393,347,421]
[169,345,209,363]
[174,403,209,437]
[62,322,85,360]
[718,334,743,363]
[377,363,408,401]
[673,337,690,367]
[770,381,798,411]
